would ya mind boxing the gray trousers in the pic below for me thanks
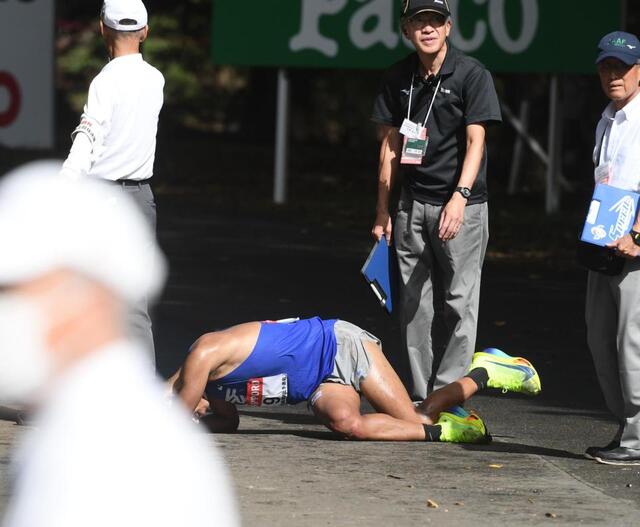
[394,194,489,400]
[586,259,640,450]
[119,182,157,368]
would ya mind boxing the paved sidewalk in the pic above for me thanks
[1,198,640,525]
[1,398,638,526]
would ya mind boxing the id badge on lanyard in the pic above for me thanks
[400,75,441,166]
[401,126,429,165]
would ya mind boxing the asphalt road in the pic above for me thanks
[1,192,638,526]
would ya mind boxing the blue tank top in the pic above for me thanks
[206,317,338,405]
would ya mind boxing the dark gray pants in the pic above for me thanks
[119,182,157,368]
[586,260,640,450]
[394,193,489,400]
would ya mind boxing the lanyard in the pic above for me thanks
[406,74,442,129]
[595,121,609,165]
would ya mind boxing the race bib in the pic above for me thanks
[210,374,289,406]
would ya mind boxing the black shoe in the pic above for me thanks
[584,440,619,460]
[594,447,640,466]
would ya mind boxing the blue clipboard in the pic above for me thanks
[581,184,640,247]
[361,238,396,314]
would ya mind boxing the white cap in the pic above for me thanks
[0,161,166,304]
[101,0,148,32]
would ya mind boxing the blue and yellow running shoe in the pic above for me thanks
[470,348,541,395]
[437,406,490,444]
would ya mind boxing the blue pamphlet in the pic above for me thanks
[361,238,396,314]
[581,184,640,247]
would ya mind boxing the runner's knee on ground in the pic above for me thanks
[311,383,364,439]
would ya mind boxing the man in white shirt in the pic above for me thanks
[585,31,640,465]
[0,162,239,527]
[61,0,164,365]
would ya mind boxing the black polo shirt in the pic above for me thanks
[371,45,501,205]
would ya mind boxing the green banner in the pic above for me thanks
[212,0,623,73]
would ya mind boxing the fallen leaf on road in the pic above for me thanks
[528,498,535,504]
[488,464,503,469]
[545,512,557,518]
[387,474,403,480]
[454,502,464,506]
[427,499,439,509]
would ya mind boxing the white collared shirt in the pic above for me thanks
[3,341,239,527]
[593,93,640,190]
[62,54,164,182]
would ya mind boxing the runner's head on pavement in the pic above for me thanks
[0,161,166,404]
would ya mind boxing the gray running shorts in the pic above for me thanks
[314,320,380,400]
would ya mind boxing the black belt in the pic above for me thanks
[112,179,151,187]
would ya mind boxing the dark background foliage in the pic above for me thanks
[6,1,640,263]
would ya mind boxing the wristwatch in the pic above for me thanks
[630,230,640,246]
[455,187,471,199]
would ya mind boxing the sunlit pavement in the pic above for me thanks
[1,196,639,525]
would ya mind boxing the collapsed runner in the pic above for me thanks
[168,317,541,442]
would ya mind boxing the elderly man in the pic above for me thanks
[585,31,640,466]
[61,0,164,365]
[371,0,502,401]
[169,317,541,442]
[0,162,238,526]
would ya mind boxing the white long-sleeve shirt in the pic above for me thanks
[62,53,164,182]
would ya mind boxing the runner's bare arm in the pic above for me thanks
[174,340,226,413]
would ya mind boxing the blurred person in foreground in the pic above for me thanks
[584,32,640,466]
[0,162,238,527]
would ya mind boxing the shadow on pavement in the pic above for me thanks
[229,429,343,441]
[530,408,613,420]
[463,441,585,460]
[239,410,319,425]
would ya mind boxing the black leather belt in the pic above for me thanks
[113,179,151,187]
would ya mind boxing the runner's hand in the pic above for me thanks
[194,397,211,417]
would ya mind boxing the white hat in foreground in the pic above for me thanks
[0,160,166,303]
[101,0,148,32]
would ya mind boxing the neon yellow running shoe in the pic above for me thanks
[470,348,541,395]
[437,406,490,444]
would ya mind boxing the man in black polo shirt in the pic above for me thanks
[371,0,501,400]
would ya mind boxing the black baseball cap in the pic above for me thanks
[596,31,640,66]
[401,0,451,19]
